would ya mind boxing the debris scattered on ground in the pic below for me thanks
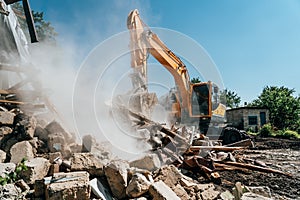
[0,98,298,200]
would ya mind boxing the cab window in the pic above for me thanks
[191,84,209,116]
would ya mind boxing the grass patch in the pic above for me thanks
[258,124,300,139]
[275,130,300,139]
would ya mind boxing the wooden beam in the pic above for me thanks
[0,99,24,104]
[215,161,292,177]
[189,146,246,152]
[127,108,187,142]
[0,90,9,95]
[224,139,253,148]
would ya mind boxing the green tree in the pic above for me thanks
[32,10,57,42]
[220,89,241,108]
[12,2,57,42]
[190,77,201,83]
[251,86,300,130]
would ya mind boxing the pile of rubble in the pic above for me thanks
[0,105,292,200]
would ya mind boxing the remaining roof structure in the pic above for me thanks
[0,0,29,65]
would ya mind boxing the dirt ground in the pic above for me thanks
[218,137,300,199]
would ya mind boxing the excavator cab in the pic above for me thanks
[189,82,225,118]
[190,83,211,117]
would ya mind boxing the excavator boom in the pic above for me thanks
[127,9,191,110]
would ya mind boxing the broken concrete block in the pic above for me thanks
[149,180,180,200]
[48,152,62,163]
[130,153,161,171]
[45,171,90,200]
[20,157,51,184]
[201,187,220,200]
[104,159,129,199]
[247,186,272,198]
[45,121,76,158]
[90,178,113,200]
[0,126,12,137]
[15,179,30,192]
[62,145,72,158]
[10,141,34,164]
[0,111,15,125]
[69,143,82,153]
[126,173,151,198]
[34,125,48,142]
[45,121,75,144]
[70,153,104,176]
[14,114,36,140]
[194,183,215,192]
[180,177,197,188]
[82,135,112,164]
[48,164,60,176]
[47,134,72,158]
[128,167,153,183]
[82,134,96,152]
[0,149,6,162]
[47,134,65,152]
[0,163,16,177]
[220,190,234,200]
[241,192,272,200]
[172,184,190,199]
[154,165,182,188]
[232,182,250,200]
[0,184,22,199]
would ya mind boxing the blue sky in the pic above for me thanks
[29,0,300,103]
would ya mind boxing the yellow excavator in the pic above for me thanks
[126,9,248,144]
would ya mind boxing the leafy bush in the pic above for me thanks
[0,158,27,185]
[259,123,273,137]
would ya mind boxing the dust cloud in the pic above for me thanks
[25,2,161,160]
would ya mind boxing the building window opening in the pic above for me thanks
[248,116,258,125]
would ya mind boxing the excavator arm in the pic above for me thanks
[127,10,148,91]
[127,9,191,110]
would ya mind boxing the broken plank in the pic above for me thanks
[0,90,10,95]
[214,163,249,173]
[215,161,292,177]
[189,146,246,152]
[0,99,25,104]
[126,107,187,142]
[224,139,253,148]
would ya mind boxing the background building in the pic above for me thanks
[226,107,269,131]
